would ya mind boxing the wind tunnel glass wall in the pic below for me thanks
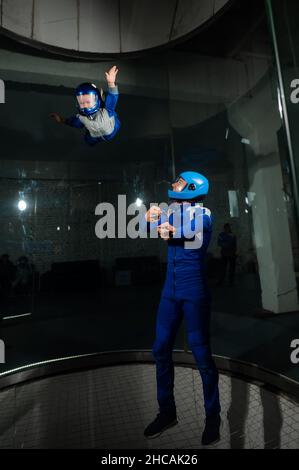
[167,1,299,381]
[267,0,299,227]
[0,0,299,385]
[0,59,181,372]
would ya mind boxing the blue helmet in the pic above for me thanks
[168,171,209,200]
[75,82,101,116]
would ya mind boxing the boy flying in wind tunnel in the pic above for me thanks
[50,65,120,146]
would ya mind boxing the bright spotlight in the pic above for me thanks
[18,200,27,211]
[135,198,143,207]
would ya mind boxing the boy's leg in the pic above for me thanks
[84,131,98,146]
[152,296,183,415]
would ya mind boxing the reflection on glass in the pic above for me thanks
[228,191,239,218]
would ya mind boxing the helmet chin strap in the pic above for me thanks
[78,109,98,119]
[87,113,97,120]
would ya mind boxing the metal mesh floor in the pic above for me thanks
[0,364,298,449]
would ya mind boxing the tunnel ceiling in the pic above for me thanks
[0,0,230,57]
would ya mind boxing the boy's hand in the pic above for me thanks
[157,223,176,241]
[105,65,119,87]
[49,113,65,124]
[145,206,162,223]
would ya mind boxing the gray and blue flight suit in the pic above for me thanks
[65,84,120,146]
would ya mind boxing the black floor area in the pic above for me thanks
[0,363,298,449]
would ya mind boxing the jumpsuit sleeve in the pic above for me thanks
[104,86,119,117]
[172,207,212,240]
[64,115,85,128]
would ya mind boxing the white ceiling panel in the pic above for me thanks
[33,0,78,50]
[0,0,231,54]
[79,0,120,53]
[171,0,214,40]
[214,0,229,14]
[120,0,176,52]
[2,0,33,38]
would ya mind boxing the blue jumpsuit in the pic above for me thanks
[144,203,220,418]
[65,87,120,146]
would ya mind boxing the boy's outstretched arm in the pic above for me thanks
[49,112,84,128]
[104,65,119,116]
[105,65,118,88]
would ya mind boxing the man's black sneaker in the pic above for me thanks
[201,414,221,446]
[144,412,178,439]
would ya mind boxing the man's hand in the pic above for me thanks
[145,206,162,223]
[157,222,176,241]
[49,112,65,124]
[105,65,118,87]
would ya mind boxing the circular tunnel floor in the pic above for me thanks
[0,364,298,449]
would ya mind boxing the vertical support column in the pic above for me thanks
[228,62,299,313]
[248,152,299,313]
[266,0,299,227]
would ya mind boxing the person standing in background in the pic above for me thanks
[217,223,237,286]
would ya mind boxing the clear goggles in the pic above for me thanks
[76,93,98,110]
[173,177,187,192]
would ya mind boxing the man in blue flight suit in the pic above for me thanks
[50,65,120,146]
[142,171,221,446]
